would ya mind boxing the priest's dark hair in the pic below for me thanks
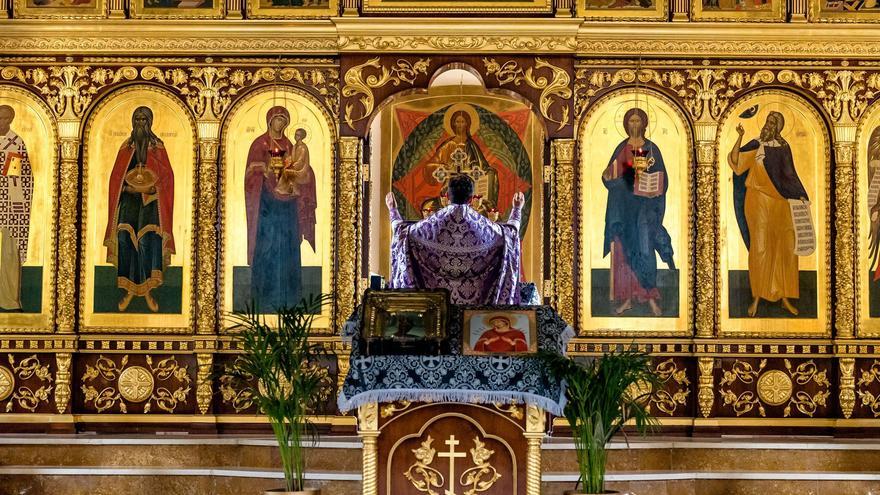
[448,174,475,205]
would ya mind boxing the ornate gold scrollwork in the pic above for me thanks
[405,436,445,495]
[4,354,53,413]
[219,371,255,413]
[342,57,431,131]
[856,360,880,417]
[404,435,501,495]
[718,359,764,416]
[380,400,413,418]
[460,437,501,495]
[491,401,523,420]
[719,359,830,418]
[82,355,191,414]
[483,57,571,131]
[650,358,690,415]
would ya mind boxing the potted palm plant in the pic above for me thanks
[540,347,661,495]
[226,293,333,495]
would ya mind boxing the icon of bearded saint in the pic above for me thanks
[103,106,175,313]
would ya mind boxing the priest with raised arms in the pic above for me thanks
[386,173,525,305]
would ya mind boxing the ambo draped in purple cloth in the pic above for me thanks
[386,174,524,305]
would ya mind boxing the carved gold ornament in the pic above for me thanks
[719,359,830,418]
[118,366,155,403]
[219,373,255,413]
[405,434,500,495]
[381,400,413,418]
[0,366,14,402]
[756,369,792,406]
[650,358,690,415]
[342,57,431,131]
[460,437,501,495]
[3,355,54,413]
[483,57,571,131]
[82,355,191,414]
[492,402,523,420]
[405,435,445,494]
[856,360,880,417]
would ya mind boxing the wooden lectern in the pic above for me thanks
[357,401,547,495]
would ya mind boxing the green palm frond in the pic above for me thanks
[539,347,661,494]
[225,293,333,492]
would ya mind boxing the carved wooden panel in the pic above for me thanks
[0,353,56,414]
[73,354,196,414]
[377,403,527,495]
[715,357,832,419]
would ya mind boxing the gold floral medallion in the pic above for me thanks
[757,369,793,406]
[0,366,14,402]
[118,366,155,403]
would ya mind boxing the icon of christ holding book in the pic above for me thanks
[601,107,675,317]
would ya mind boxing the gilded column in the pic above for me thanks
[697,356,714,418]
[694,123,718,338]
[342,0,359,15]
[108,0,126,18]
[196,353,213,414]
[834,125,856,339]
[524,404,546,495]
[671,0,688,20]
[56,120,81,334]
[225,0,243,18]
[840,357,856,419]
[196,122,220,335]
[2,0,9,18]
[338,137,360,329]
[55,353,72,414]
[553,0,572,16]
[552,139,576,326]
[791,0,807,22]
[358,402,379,495]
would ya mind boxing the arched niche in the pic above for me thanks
[365,67,547,288]
[578,88,694,336]
[219,85,337,331]
[717,89,831,337]
[0,85,58,332]
[81,85,197,333]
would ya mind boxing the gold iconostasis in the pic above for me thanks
[2,40,880,429]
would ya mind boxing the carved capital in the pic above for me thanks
[840,357,856,419]
[834,142,855,166]
[358,401,379,432]
[696,142,716,166]
[697,357,714,418]
[55,353,72,414]
[552,138,576,164]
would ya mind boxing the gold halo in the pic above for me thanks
[443,103,480,137]
[483,313,514,327]
[613,100,657,140]
[258,98,298,133]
